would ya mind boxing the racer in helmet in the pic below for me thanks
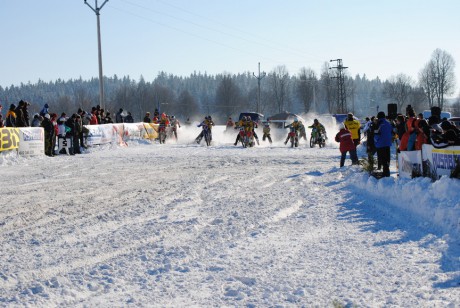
[195,115,215,144]
[308,118,327,140]
[284,117,303,145]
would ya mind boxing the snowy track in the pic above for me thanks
[1,138,459,307]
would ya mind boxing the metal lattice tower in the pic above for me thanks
[329,59,348,114]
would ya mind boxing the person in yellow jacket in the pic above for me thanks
[196,115,215,143]
[343,113,361,147]
[233,116,250,145]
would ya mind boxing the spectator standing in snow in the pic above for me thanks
[335,123,358,167]
[366,116,381,170]
[143,112,152,123]
[39,103,49,117]
[124,112,134,123]
[344,113,361,147]
[14,101,27,127]
[31,114,43,127]
[5,104,17,127]
[41,114,55,157]
[21,101,30,126]
[374,111,393,177]
[116,108,124,123]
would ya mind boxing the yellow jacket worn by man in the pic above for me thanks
[344,113,361,147]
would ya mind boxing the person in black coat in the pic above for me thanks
[14,101,27,127]
[41,114,55,156]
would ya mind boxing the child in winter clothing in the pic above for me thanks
[335,123,358,167]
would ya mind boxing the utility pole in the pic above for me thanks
[329,59,348,114]
[84,0,109,111]
[253,62,266,114]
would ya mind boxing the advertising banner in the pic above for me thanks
[422,144,460,179]
[112,123,127,146]
[0,127,20,152]
[398,150,422,179]
[18,127,44,156]
[85,124,115,146]
[142,123,159,140]
[123,123,145,140]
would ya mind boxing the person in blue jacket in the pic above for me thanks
[374,111,393,177]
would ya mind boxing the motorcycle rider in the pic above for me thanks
[158,113,170,143]
[169,115,181,140]
[225,117,235,132]
[308,119,327,141]
[196,115,214,144]
[245,116,260,145]
[284,118,302,145]
[262,121,273,144]
[233,116,248,146]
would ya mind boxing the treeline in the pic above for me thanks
[0,70,393,123]
[1,49,457,123]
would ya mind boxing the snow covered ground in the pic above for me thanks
[1,124,459,307]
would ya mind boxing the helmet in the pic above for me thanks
[171,115,175,119]
[208,116,212,120]
[314,118,318,123]
[294,118,298,122]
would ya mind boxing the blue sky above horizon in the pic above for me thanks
[1,0,459,96]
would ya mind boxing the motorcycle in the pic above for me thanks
[287,127,299,148]
[310,128,326,148]
[158,126,167,144]
[202,125,212,146]
[238,128,255,148]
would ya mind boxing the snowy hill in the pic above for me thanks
[0,126,459,307]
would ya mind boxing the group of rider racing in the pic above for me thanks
[156,111,327,146]
[225,116,327,147]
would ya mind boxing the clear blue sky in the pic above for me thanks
[1,0,459,96]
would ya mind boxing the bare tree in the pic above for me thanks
[419,49,456,110]
[383,74,413,111]
[296,67,317,113]
[407,86,428,113]
[419,61,437,108]
[269,65,290,113]
[319,62,336,113]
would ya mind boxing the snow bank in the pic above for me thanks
[350,172,460,238]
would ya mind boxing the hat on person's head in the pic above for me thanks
[9,104,16,110]
[377,111,386,119]
[44,114,50,119]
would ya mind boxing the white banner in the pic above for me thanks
[85,124,115,146]
[422,144,460,179]
[18,127,44,156]
[398,150,422,179]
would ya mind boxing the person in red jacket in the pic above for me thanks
[335,123,358,167]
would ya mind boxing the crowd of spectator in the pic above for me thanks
[0,100,135,156]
